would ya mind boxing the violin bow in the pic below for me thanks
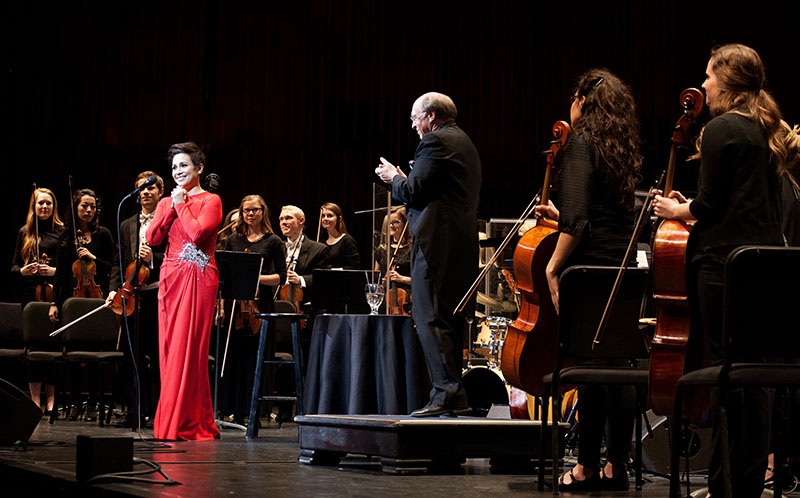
[32,183,41,264]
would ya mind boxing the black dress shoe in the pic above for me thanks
[411,403,451,417]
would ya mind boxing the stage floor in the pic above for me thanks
[0,416,711,497]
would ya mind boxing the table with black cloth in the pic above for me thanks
[303,314,431,415]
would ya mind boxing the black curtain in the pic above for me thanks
[4,0,799,300]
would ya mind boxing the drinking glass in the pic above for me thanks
[365,283,384,315]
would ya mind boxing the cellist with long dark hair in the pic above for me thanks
[534,68,643,491]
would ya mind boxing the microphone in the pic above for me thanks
[204,173,220,193]
[130,175,157,196]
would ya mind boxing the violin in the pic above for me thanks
[500,120,570,396]
[234,299,262,335]
[280,260,304,310]
[386,259,409,316]
[648,88,708,420]
[233,248,262,334]
[72,229,103,299]
[110,257,150,316]
[33,253,54,302]
[31,183,54,302]
[279,238,305,313]
[68,177,103,299]
[386,219,410,315]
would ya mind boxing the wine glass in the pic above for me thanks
[365,283,384,315]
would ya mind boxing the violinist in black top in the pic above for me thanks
[49,188,115,422]
[108,171,165,425]
[222,194,287,424]
[11,187,64,414]
[12,188,64,307]
[374,206,412,313]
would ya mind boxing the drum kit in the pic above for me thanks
[462,315,513,414]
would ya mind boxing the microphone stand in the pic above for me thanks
[115,189,143,433]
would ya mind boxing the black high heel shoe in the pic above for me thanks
[558,467,602,491]
[600,467,630,491]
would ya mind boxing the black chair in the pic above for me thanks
[61,297,124,426]
[669,246,800,498]
[247,301,306,438]
[0,303,25,385]
[22,301,62,423]
[540,265,650,492]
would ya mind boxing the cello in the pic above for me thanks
[648,88,706,418]
[500,120,570,395]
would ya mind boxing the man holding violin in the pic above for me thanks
[108,171,165,427]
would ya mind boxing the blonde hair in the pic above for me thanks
[21,188,63,264]
[381,206,411,246]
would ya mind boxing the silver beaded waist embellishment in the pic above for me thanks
[178,242,210,270]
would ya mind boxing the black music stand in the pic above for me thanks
[312,269,378,314]
[214,250,263,431]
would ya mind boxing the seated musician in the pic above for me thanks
[221,195,286,426]
[374,206,412,314]
[107,171,165,427]
[535,69,642,492]
[278,205,329,310]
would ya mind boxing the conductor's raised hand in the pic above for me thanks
[375,157,405,184]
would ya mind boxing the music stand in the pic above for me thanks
[214,250,263,431]
[312,269,378,314]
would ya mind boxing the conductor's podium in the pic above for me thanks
[296,414,568,474]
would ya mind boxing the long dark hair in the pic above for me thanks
[571,68,642,206]
[61,188,100,245]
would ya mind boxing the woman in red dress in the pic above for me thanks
[146,142,222,441]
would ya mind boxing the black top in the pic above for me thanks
[11,224,64,306]
[53,226,116,307]
[374,242,412,297]
[391,121,482,313]
[557,132,636,266]
[325,233,360,269]
[225,232,287,313]
[688,112,784,256]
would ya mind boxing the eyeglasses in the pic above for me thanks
[243,208,263,214]
[410,112,427,123]
[389,220,403,226]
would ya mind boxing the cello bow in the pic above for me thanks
[591,172,664,349]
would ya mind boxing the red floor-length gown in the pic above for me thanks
[146,190,222,440]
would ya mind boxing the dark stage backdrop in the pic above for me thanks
[4,1,798,301]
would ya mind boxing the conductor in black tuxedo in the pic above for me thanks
[376,92,482,417]
[278,205,329,309]
[108,171,165,424]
